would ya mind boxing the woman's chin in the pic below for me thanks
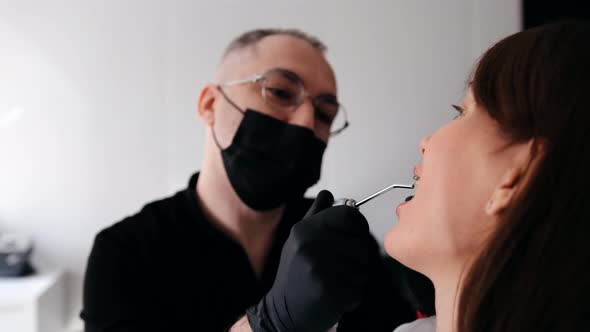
[384,223,424,273]
[383,226,403,260]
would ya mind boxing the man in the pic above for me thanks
[81,29,426,331]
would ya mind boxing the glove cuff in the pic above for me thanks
[246,302,279,332]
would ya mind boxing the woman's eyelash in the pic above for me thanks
[451,104,464,119]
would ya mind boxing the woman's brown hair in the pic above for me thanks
[458,20,590,331]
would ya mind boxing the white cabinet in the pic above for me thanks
[0,270,65,332]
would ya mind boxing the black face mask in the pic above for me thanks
[214,109,326,211]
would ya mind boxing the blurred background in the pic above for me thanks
[0,0,587,331]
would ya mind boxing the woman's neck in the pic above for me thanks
[430,261,466,332]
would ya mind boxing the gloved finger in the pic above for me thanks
[313,205,370,235]
[304,190,335,218]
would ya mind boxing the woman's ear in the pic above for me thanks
[485,139,539,216]
[197,84,217,127]
[485,167,521,216]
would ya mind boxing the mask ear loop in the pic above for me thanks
[211,86,246,150]
[210,124,225,151]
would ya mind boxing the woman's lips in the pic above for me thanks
[396,202,407,217]
[397,166,418,218]
[413,165,421,180]
[395,196,414,217]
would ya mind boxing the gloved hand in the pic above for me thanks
[336,244,419,331]
[246,190,371,332]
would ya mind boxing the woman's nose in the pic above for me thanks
[419,136,429,156]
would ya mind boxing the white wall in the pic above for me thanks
[0,0,520,329]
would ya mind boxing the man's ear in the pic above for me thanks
[485,139,538,216]
[197,84,217,127]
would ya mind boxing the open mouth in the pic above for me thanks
[405,173,419,202]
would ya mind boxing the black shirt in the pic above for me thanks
[81,173,417,331]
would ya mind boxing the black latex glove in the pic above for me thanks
[336,245,418,331]
[246,190,371,332]
[302,189,336,218]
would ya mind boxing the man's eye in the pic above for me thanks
[266,87,294,101]
[315,109,334,125]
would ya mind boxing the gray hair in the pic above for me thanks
[223,28,327,58]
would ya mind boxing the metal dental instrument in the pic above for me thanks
[334,183,415,209]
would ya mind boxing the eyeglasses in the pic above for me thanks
[218,68,349,136]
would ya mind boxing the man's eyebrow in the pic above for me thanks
[316,93,339,104]
[270,67,338,101]
[271,67,302,83]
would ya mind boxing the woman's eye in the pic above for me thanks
[451,104,464,119]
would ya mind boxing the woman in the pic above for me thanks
[386,20,590,332]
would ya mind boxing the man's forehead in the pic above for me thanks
[216,35,337,94]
